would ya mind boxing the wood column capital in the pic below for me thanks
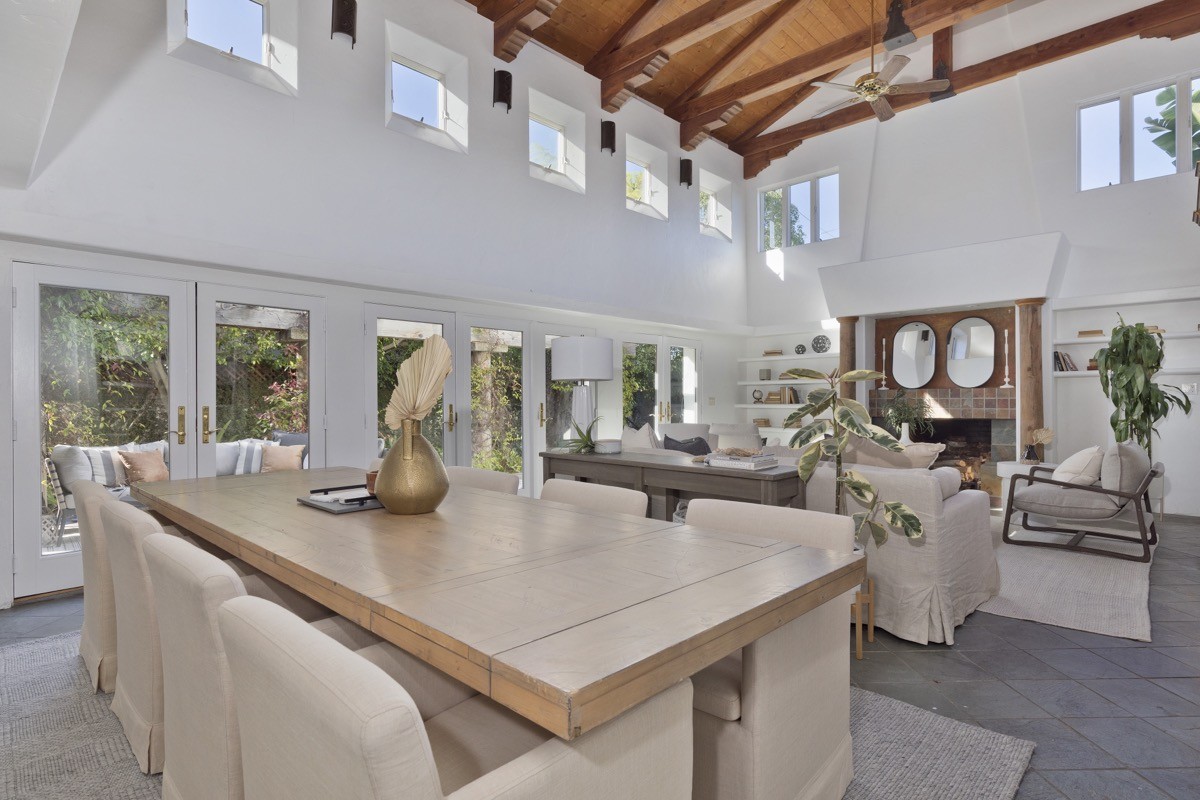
[1014,297,1047,308]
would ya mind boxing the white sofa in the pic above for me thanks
[807,462,997,645]
[623,423,762,456]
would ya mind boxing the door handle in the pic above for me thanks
[658,401,665,422]
[168,405,187,445]
[447,404,457,432]
[538,402,545,428]
[665,402,672,422]
[201,405,215,444]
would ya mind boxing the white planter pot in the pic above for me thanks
[899,422,914,446]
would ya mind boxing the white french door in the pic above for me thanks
[530,323,595,493]
[194,285,326,477]
[365,304,457,467]
[620,335,702,433]
[457,317,531,493]
[13,265,194,597]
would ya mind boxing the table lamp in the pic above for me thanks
[550,336,614,426]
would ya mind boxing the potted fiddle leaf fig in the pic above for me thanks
[780,367,923,548]
[1095,317,1192,459]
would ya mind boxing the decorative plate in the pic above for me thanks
[794,343,807,355]
[812,334,831,353]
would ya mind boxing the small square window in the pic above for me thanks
[818,174,840,241]
[699,188,715,228]
[1079,100,1120,191]
[529,116,565,173]
[761,187,784,251]
[391,60,444,128]
[626,160,651,203]
[759,172,838,251]
[787,181,811,246]
[1133,85,1178,182]
[187,0,265,63]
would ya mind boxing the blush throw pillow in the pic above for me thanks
[117,449,170,483]
[1051,446,1105,486]
[261,444,305,473]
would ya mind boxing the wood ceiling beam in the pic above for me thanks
[586,0,783,80]
[676,0,1012,123]
[929,26,956,101]
[1140,11,1200,40]
[601,52,670,113]
[735,0,1200,164]
[493,0,563,62]
[588,0,671,62]
[665,0,815,118]
[681,103,744,150]
[729,73,835,147]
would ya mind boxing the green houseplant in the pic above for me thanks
[780,367,923,548]
[880,389,934,444]
[1095,317,1192,458]
[564,417,600,454]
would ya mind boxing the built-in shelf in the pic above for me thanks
[737,353,838,363]
[1054,367,1200,378]
[736,403,802,410]
[735,379,824,386]
[1053,331,1200,346]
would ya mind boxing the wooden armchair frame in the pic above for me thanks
[1001,464,1161,563]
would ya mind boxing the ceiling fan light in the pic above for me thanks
[883,0,916,51]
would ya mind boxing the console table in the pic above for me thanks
[541,450,804,520]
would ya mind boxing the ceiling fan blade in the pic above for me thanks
[869,97,896,122]
[888,79,952,95]
[812,81,858,92]
[876,54,910,85]
[812,96,865,119]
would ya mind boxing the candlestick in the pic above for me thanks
[1001,329,1013,388]
[881,338,888,389]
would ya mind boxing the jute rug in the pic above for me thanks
[980,513,1153,641]
[1,633,1034,799]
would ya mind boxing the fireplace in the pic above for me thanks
[914,419,992,462]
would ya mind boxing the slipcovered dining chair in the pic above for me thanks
[143,534,478,800]
[74,480,120,692]
[447,466,520,494]
[217,595,694,800]
[540,478,648,518]
[683,500,856,800]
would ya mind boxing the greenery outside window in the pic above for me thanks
[626,159,651,203]
[759,171,839,251]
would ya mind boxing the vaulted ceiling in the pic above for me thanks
[470,0,1200,178]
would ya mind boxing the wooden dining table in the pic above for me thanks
[134,467,864,741]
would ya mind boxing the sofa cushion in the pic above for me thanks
[234,439,278,475]
[621,423,660,452]
[663,435,711,457]
[117,449,169,483]
[271,429,310,462]
[1101,441,1152,496]
[844,438,945,470]
[50,445,94,493]
[261,444,305,473]
[1052,446,1105,486]
[692,651,741,721]
[215,442,241,477]
[1013,483,1121,520]
[660,423,712,447]
[930,467,963,500]
[83,446,127,487]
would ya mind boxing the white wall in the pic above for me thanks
[0,0,747,330]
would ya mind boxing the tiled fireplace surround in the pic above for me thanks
[868,388,1018,464]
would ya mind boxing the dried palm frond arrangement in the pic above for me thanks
[384,335,453,460]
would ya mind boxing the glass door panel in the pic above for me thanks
[196,287,324,478]
[668,342,700,423]
[14,265,192,597]
[460,322,527,489]
[531,324,595,493]
[621,340,659,430]
[367,305,456,467]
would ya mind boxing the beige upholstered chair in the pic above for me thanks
[74,481,120,693]
[218,595,693,800]
[540,478,648,517]
[447,466,520,494]
[143,534,477,800]
[684,500,855,800]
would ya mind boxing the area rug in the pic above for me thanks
[2,632,1034,799]
[845,687,1033,800]
[979,513,1152,641]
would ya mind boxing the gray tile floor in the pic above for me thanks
[4,516,1199,799]
[852,515,1200,800]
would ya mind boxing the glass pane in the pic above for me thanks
[760,188,784,250]
[529,118,562,171]
[699,188,713,227]
[626,161,650,202]
[392,61,442,128]
[622,342,658,430]
[187,0,264,63]
[377,319,444,459]
[1133,85,1178,181]
[1079,100,1120,190]
[544,335,575,449]
[470,327,523,476]
[669,346,698,424]
[1193,78,1200,169]
[213,303,309,458]
[787,181,811,246]
[40,287,170,555]
[818,174,840,241]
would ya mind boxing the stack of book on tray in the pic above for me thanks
[706,453,779,471]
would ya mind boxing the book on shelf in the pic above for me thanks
[1077,329,1105,338]
[1062,352,1079,371]
[762,349,784,356]
[1053,351,1064,372]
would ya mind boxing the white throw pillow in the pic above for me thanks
[234,439,278,475]
[1052,446,1105,486]
[620,423,660,451]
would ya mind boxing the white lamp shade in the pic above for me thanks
[551,336,614,381]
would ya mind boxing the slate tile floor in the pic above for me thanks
[852,516,1200,799]
[4,518,1200,799]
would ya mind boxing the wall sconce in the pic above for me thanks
[493,70,512,113]
[883,0,915,50]
[331,0,357,47]
[679,158,693,188]
[600,120,616,155]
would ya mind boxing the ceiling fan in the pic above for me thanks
[811,0,950,122]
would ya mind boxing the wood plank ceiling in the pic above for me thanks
[470,0,1200,178]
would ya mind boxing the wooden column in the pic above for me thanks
[837,316,858,398]
[1015,298,1046,458]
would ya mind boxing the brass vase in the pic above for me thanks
[374,419,449,514]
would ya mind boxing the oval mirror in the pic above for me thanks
[947,317,995,388]
[892,322,937,389]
